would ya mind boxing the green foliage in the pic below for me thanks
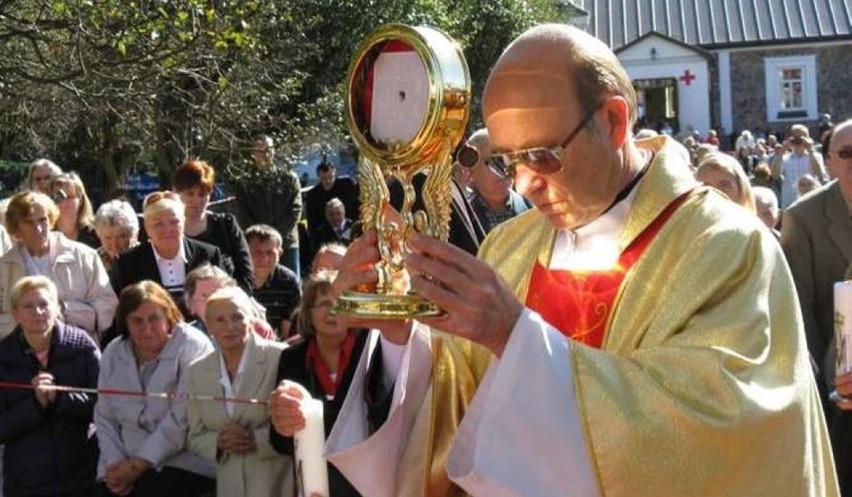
[0,0,568,195]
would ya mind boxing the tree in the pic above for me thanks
[0,0,567,197]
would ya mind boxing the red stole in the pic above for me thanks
[525,194,688,348]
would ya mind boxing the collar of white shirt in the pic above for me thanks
[151,240,188,264]
[549,187,638,272]
[218,345,250,417]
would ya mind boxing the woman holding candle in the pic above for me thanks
[269,271,367,496]
[0,276,100,497]
[185,286,292,497]
[95,280,215,496]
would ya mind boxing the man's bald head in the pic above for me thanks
[483,24,637,133]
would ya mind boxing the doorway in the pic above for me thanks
[634,78,678,133]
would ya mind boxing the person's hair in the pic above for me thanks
[696,152,756,212]
[49,172,95,230]
[789,123,811,139]
[797,174,819,195]
[204,286,256,323]
[183,264,236,310]
[116,280,184,338]
[752,186,779,216]
[752,162,772,180]
[94,199,140,238]
[517,25,638,128]
[310,242,347,273]
[143,190,185,218]
[5,191,59,234]
[245,223,283,249]
[173,159,216,194]
[26,159,62,190]
[693,144,718,163]
[467,128,490,150]
[634,128,659,140]
[10,275,59,311]
[316,160,336,175]
[298,271,336,339]
[325,197,345,213]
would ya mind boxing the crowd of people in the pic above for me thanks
[0,20,849,497]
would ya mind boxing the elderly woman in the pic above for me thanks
[0,276,100,497]
[95,280,215,496]
[0,191,118,342]
[184,264,276,340]
[49,172,100,249]
[95,199,140,271]
[695,152,757,212]
[110,191,228,316]
[269,271,367,496]
[185,287,292,497]
[174,159,254,293]
[24,158,62,194]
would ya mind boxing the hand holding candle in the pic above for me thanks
[269,380,329,497]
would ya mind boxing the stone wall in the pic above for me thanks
[727,42,852,138]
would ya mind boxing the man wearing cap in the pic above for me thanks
[771,123,827,208]
[270,24,837,497]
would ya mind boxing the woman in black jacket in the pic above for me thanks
[269,271,366,497]
[0,275,100,497]
[174,159,255,294]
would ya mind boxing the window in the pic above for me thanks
[764,56,817,122]
[779,68,804,111]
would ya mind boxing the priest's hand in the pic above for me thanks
[332,230,413,345]
[406,233,523,357]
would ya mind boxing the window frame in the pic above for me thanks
[764,55,818,122]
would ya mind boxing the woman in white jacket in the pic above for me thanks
[0,191,117,343]
[185,286,292,497]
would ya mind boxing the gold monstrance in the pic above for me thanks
[333,24,471,318]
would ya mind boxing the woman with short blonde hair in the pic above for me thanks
[185,286,292,497]
[0,275,100,496]
[0,191,117,342]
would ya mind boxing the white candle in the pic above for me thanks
[294,398,329,497]
[834,281,852,374]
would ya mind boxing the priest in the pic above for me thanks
[270,24,838,496]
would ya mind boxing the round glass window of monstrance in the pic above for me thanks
[349,40,431,153]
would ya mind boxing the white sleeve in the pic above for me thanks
[447,308,601,497]
[326,324,432,497]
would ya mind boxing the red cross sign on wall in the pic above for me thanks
[679,70,696,86]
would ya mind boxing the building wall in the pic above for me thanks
[728,43,852,137]
[618,36,712,136]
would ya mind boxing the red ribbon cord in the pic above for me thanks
[0,381,268,405]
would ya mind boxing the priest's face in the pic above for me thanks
[483,44,623,231]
